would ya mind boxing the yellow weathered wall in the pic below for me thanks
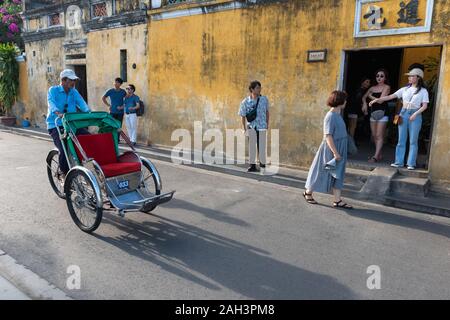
[146,0,450,183]
[400,47,441,87]
[24,38,65,128]
[12,61,30,122]
[428,44,450,185]
[17,0,450,184]
[86,23,149,142]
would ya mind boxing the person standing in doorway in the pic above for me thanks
[124,84,140,146]
[303,90,353,209]
[347,76,371,139]
[370,68,429,170]
[47,69,91,175]
[362,69,391,163]
[102,77,126,125]
[238,80,270,172]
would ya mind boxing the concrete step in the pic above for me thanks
[396,167,429,179]
[346,167,370,182]
[390,175,430,197]
[348,159,429,179]
[347,160,377,171]
[384,194,450,218]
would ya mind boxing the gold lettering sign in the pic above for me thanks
[354,0,434,37]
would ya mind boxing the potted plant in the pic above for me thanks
[0,43,19,126]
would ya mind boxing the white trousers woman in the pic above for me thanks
[125,112,138,143]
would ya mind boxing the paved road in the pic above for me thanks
[0,130,449,299]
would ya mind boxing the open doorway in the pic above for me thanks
[343,46,442,170]
[73,65,88,103]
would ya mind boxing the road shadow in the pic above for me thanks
[163,198,250,227]
[94,213,355,299]
[344,208,450,239]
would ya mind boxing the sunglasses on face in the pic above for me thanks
[126,88,132,91]
[376,74,385,78]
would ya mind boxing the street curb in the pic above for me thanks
[0,249,71,300]
[1,124,449,218]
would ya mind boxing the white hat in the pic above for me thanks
[405,68,424,79]
[60,69,79,80]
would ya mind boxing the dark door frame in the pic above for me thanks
[339,44,444,170]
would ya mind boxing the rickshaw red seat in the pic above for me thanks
[75,132,141,177]
[99,162,141,178]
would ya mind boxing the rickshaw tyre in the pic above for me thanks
[46,149,66,199]
[140,161,161,214]
[65,169,103,233]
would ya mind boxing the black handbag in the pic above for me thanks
[246,97,260,122]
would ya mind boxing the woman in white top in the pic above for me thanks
[369,68,429,170]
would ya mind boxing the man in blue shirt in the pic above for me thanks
[102,77,126,125]
[47,69,91,175]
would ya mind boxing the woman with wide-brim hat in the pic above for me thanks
[370,68,429,170]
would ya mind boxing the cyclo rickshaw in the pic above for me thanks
[46,111,174,233]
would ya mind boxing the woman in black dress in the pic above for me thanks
[362,69,391,163]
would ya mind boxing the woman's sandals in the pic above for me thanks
[332,200,353,209]
[368,155,382,163]
[303,191,318,204]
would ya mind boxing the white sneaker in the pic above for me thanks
[407,166,415,170]
[390,163,401,168]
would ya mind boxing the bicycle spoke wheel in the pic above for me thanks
[46,150,66,199]
[65,169,102,233]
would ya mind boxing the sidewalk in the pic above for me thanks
[0,274,30,300]
[0,249,70,300]
[1,124,449,218]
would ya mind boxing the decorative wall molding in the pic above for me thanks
[150,1,244,21]
[22,26,66,43]
[82,10,147,32]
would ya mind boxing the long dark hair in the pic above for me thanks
[375,68,389,85]
[359,76,371,88]
[415,77,425,94]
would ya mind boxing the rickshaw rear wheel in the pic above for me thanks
[46,149,66,199]
[65,169,103,233]
[140,161,161,213]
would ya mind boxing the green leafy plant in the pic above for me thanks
[421,56,439,141]
[416,55,440,158]
[0,43,19,116]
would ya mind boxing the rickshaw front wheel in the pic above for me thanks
[65,169,103,233]
[46,149,66,199]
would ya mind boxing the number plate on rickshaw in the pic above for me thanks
[118,180,129,190]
